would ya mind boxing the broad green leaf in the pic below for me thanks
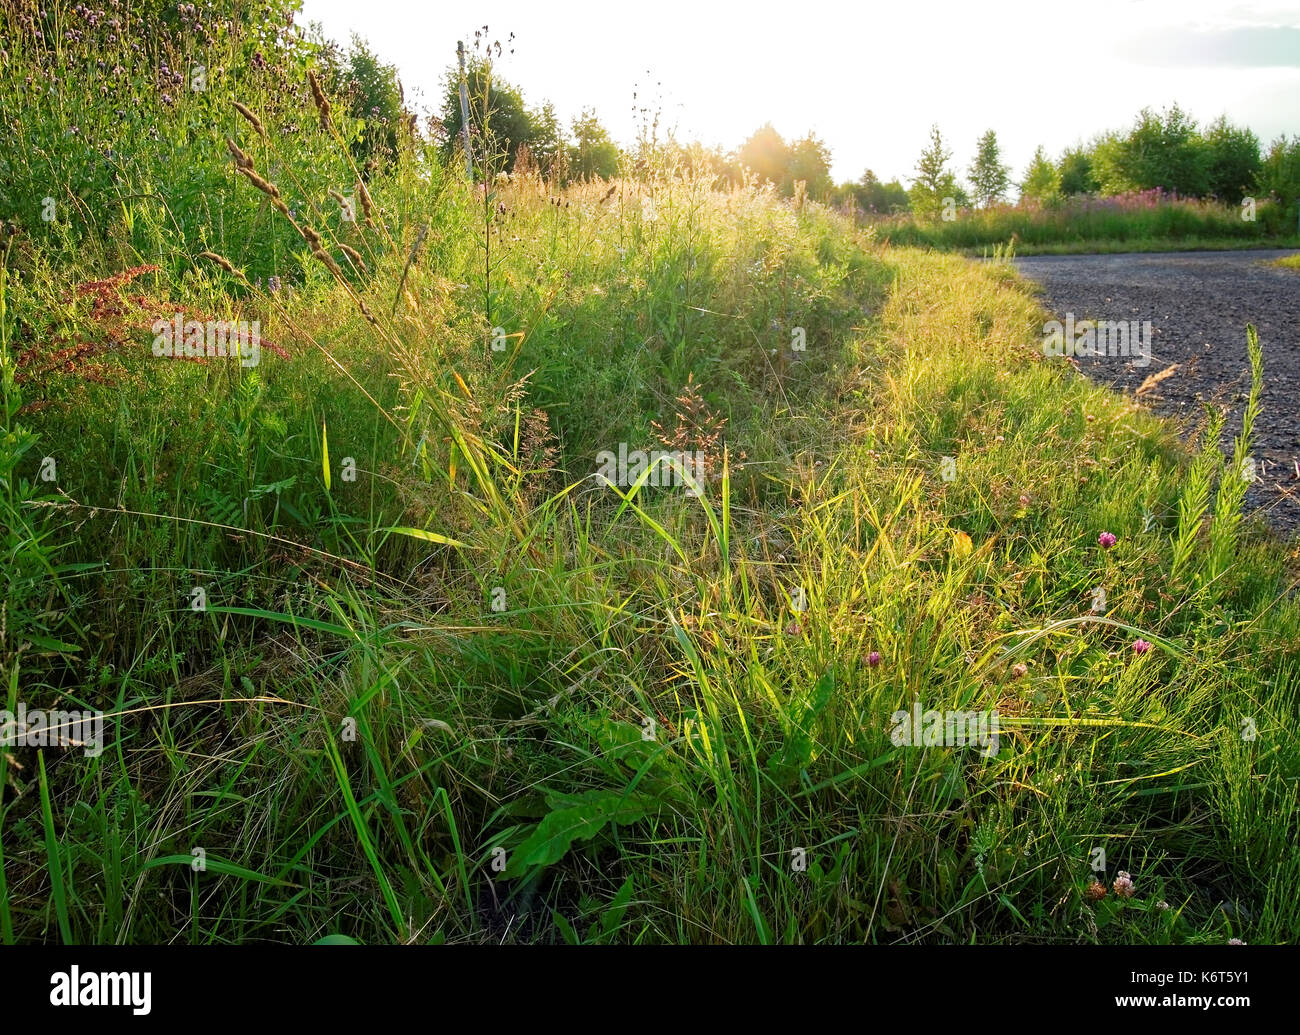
[504,790,651,877]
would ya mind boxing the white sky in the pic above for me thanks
[299,0,1300,186]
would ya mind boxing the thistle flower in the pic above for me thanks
[867,651,881,668]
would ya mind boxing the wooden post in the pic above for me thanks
[457,41,473,181]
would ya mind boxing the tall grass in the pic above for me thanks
[870,192,1298,253]
[2,2,1298,945]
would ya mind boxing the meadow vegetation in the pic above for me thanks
[872,190,1300,254]
[1,1,1298,944]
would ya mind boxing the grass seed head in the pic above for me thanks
[232,101,266,139]
[308,69,332,132]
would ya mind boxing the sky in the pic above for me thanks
[298,0,1300,187]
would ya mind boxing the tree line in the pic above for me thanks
[338,39,1299,221]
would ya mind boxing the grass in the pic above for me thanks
[867,193,1299,254]
[2,3,1299,945]
[987,237,1300,257]
[1273,254,1300,270]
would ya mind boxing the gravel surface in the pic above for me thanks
[1012,249,1300,538]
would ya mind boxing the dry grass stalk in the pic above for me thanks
[1136,363,1180,397]
[232,102,266,139]
[356,179,375,225]
[198,251,238,276]
[339,243,367,271]
[392,223,429,315]
[308,70,332,133]
[226,137,254,171]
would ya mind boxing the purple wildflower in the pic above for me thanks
[1098,531,1117,548]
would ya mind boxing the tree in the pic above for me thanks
[1203,116,1261,204]
[845,169,910,214]
[569,108,620,180]
[1258,134,1300,231]
[1058,146,1099,195]
[440,57,535,174]
[909,124,963,219]
[877,178,911,213]
[1019,145,1060,203]
[527,101,566,178]
[968,129,1011,207]
[331,35,405,171]
[739,124,794,193]
[1105,105,1210,196]
[685,143,743,189]
[788,133,833,200]
[1259,134,1300,201]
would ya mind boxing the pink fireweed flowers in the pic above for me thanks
[1098,531,1117,548]
[1132,639,1152,655]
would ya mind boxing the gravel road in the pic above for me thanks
[1012,250,1300,538]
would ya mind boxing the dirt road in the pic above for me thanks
[1013,249,1300,537]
